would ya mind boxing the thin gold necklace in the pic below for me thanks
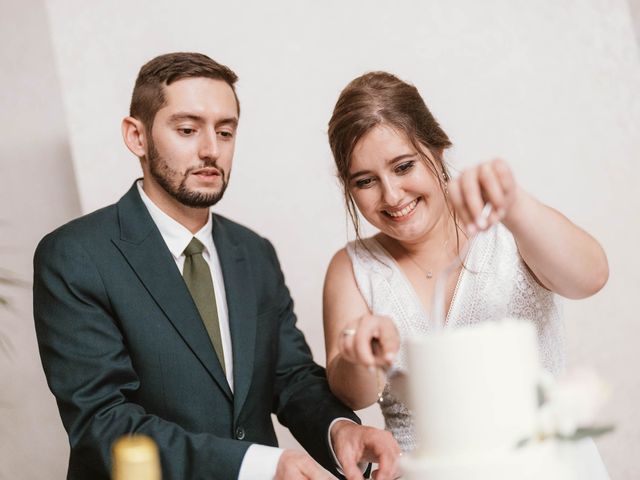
[398,238,451,280]
[403,249,434,279]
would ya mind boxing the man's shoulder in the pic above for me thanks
[36,203,119,255]
[212,213,270,247]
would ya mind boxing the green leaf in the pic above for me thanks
[0,269,28,309]
[0,277,29,287]
[557,425,615,441]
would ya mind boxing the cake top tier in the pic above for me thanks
[407,319,540,458]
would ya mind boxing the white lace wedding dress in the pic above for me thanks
[346,224,609,478]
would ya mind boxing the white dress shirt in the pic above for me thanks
[137,181,282,479]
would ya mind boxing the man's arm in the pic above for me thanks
[257,238,357,473]
[262,239,400,479]
[33,233,249,480]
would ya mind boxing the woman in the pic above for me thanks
[322,71,609,469]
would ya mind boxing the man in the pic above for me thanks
[33,52,399,480]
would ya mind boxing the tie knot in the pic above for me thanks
[183,237,205,257]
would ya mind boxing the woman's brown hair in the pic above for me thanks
[328,71,457,247]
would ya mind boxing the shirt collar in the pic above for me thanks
[136,180,214,260]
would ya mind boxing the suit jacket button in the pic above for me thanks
[235,427,245,440]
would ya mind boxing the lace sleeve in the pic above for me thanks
[345,240,375,309]
[507,241,566,375]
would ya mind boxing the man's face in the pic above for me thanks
[144,77,239,208]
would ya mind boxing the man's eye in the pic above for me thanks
[179,128,195,135]
[395,161,415,174]
[355,178,374,189]
[218,131,233,138]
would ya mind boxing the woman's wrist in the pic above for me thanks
[501,187,535,235]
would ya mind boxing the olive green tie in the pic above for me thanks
[183,237,226,374]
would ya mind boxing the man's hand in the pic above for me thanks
[275,449,336,480]
[330,420,401,480]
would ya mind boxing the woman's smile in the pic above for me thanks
[383,197,421,221]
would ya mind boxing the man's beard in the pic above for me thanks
[147,139,228,208]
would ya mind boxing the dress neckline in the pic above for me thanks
[369,235,477,328]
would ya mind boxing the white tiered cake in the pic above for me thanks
[401,320,574,480]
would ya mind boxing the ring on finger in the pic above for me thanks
[342,328,357,337]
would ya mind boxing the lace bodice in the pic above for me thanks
[346,224,566,452]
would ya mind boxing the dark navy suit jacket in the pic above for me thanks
[34,183,359,479]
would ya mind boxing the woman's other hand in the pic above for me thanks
[447,158,519,234]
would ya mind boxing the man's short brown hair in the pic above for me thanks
[130,52,239,130]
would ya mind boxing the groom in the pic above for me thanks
[33,52,399,479]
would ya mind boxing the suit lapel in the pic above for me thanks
[112,184,232,401]
[212,216,257,419]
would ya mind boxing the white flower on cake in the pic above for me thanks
[536,368,612,441]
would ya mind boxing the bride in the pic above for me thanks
[322,71,610,475]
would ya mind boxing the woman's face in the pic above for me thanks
[348,124,448,245]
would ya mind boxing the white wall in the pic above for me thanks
[630,0,640,42]
[0,1,80,479]
[2,0,637,478]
